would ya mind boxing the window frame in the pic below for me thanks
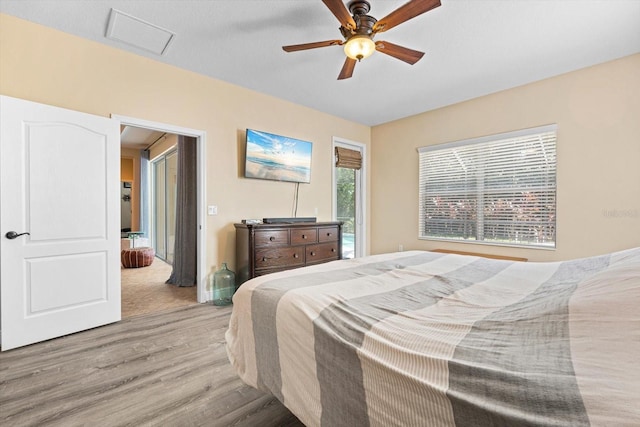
[418,124,557,250]
[332,137,367,258]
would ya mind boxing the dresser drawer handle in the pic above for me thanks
[293,253,299,259]
[326,232,332,237]
[302,234,307,239]
[262,257,267,262]
[269,236,275,242]
[331,248,336,253]
[310,251,315,256]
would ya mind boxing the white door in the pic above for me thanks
[0,95,121,351]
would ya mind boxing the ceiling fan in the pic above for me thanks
[282,0,441,80]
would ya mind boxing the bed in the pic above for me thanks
[225,248,640,426]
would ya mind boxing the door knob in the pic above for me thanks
[5,231,30,239]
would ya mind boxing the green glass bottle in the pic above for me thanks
[212,263,236,306]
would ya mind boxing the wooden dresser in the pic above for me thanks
[234,221,343,285]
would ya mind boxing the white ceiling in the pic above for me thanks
[120,126,165,149]
[2,0,639,126]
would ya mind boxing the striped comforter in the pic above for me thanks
[225,248,640,426]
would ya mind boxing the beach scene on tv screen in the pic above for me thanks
[245,129,312,183]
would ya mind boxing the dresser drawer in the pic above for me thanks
[318,226,339,242]
[255,230,289,247]
[235,221,343,286]
[291,228,318,245]
[255,247,305,269]
[306,242,339,264]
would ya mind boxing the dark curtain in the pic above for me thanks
[166,135,197,287]
[139,149,150,240]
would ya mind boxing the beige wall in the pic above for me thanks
[120,158,134,182]
[0,14,371,272]
[149,134,178,161]
[371,53,640,261]
[120,148,141,231]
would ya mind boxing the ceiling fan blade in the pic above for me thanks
[322,0,356,30]
[338,57,357,80]
[282,40,343,52]
[375,41,425,65]
[373,0,441,33]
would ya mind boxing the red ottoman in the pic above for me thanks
[121,247,155,268]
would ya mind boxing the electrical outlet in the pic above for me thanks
[208,205,218,215]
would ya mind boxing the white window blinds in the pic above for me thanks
[418,125,557,248]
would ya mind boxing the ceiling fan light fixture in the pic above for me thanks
[344,35,375,61]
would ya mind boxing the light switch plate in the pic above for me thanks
[208,205,218,215]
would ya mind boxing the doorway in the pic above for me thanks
[120,131,195,318]
[114,114,208,310]
[120,181,133,235]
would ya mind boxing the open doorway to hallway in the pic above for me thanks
[119,124,202,318]
[115,114,208,307]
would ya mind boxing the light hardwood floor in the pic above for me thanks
[0,304,304,427]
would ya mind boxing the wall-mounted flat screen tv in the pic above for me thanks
[244,129,312,183]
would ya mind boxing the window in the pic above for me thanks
[418,125,557,248]
[333,139,366,258]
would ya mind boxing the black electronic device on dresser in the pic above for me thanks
[234,221,343,286]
